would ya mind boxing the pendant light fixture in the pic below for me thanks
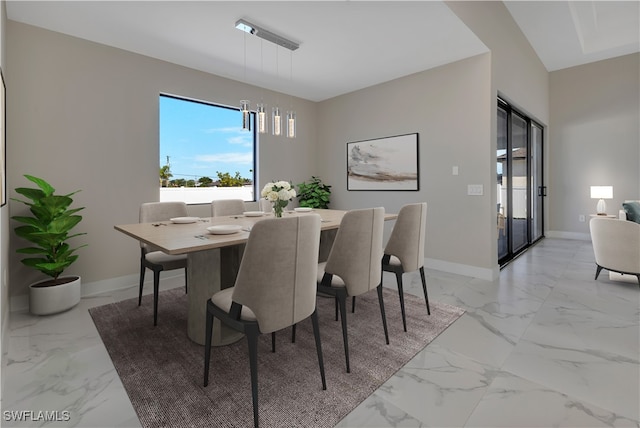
[235,18,300,138]
[240,28,251,132]
[286,50,296,139]
[257,40,268,134]
[272,44,282,137]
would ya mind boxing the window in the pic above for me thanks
[159,94,256,204]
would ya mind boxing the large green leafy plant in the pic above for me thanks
[297,176,331,209]
[12,175,86,283]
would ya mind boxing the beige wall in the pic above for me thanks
[317,1,550,276]
[6,21,317,299]
[317,54,496,278]
[548,53,640,236]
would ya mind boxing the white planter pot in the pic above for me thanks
[29,276,81,315]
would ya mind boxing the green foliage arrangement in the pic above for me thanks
[216,171,249,187]
[297,176,331,209]
[12,175,87,282]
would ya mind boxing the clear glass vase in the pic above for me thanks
[273,200,288,218]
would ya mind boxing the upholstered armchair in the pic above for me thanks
[589,217,640,286]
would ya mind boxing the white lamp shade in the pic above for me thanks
[590,186,613,199]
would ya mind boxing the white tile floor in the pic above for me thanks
[2,238,639,427]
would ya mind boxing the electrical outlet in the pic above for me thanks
[579,214,585,222]
[467,184,483,196]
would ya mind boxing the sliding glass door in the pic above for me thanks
[497,98,545,265]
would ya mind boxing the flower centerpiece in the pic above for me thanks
[261,180,296,218]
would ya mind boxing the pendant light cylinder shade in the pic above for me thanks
[257,103,267,134]
[272,106,282,136]
[241,100,251,132]
[286,111,296,139]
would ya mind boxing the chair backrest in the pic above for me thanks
[324,207,385,296]
[211,199,246,217]
[139,202,188,249]
[385,202,427,272]
[590,217,640,274]
[232,215,321,334]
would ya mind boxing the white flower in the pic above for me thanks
[278,189,291,201]
[276,180,291,190]
[262,180,295,202]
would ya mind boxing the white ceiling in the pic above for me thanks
[6,1,640,102]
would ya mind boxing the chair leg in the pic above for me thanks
[203,302,214,387]
[246,328,260,428]
[377,284,390,345]
[395,272,407,332]
[291,324,296,343]
[271,332,276,353]
[138,264,146,306]
[153,271,160,326]
[335,296,339,321]
[336,290,350,373]
[310,310,327,390]
[419,267,431,315]
[351,296,356,313]
[595,265,604,280]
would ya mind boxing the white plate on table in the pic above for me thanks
[294,207,313,212]
[207,225,243,235]
[243,211,264,217]
[170,217,200,224]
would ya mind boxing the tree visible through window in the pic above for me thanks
[159,94,256,204]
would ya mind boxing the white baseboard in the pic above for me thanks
[545,230,591,241]
[10,271,186,313]
[424,258,499,281]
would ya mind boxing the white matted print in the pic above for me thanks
[347,133,419,191]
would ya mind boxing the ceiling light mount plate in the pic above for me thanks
[235,19,299,51]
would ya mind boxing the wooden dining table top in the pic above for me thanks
[114,208,397,256]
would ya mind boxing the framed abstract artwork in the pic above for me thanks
[347,133,419,191]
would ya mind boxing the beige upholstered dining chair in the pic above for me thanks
[211,199,246,217]
[317,207,388,373]
[204,215,326,428]
[382,202,430,331]
[138,202,188,326]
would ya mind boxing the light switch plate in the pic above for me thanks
[467,184,484,196]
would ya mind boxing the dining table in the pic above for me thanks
[114,208,397,346]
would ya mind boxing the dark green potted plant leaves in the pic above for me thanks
[296,176,331,209]
[12,175,87,315]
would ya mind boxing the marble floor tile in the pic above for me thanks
[373,344,499,427]
[334,393,426,428]
[503,338,639,421]
[466,372,639,427]
[4,238,640,428]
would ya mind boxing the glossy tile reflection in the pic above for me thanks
[3,239,639,427]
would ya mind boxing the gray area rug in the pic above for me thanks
[89,286,464,427]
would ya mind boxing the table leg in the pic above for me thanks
[187,246,244,346]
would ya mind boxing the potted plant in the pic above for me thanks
[12,175,87,315]
[297,176,331,209]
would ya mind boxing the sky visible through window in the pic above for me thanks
[159,95,254,183]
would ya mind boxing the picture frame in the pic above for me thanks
[0,69,5,206]
[347,133,419,191]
